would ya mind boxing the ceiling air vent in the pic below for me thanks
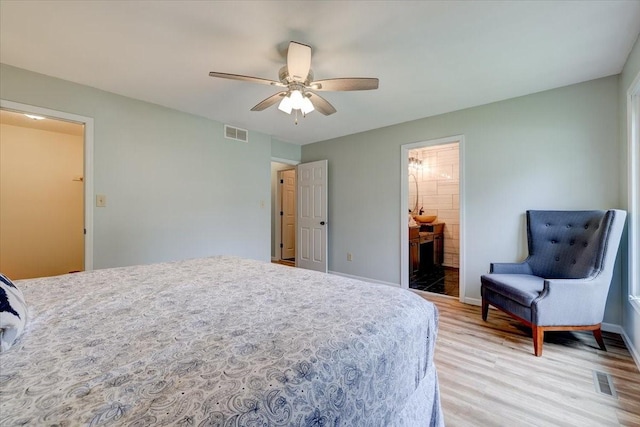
[224,125,248,143]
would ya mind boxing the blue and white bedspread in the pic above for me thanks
[0,256,443,426]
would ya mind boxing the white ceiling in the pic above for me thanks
[1,1,639,145]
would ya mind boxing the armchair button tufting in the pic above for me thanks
[555,257,560,261]
[566,224,572,228]
[570,240,575,245]
[572,260,577,264]
[583,242,588,247]
[546,223,550,227]
[584,224,589,229]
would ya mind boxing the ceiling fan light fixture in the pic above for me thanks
[301,96,314,115]
[277,90,314,116]
[289,90,304,109]
[278,95,293,114]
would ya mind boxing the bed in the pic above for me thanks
[0,256,443,426]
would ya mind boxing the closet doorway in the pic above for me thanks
[278,168,296,262]
[271,160,298,265]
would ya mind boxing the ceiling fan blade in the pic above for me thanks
[287,41,312,82]
[307,92,337,116]
[310,78,379,91]
[251,91,287,111]
[209,72,284,87]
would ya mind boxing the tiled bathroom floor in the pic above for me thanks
[410,266,459,297]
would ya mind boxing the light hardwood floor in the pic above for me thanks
[416,292,640,427]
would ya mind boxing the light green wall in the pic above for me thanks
[619,34,640,364]
[302,76,622,323]
[271,138,301,162]
[1,64,274,268]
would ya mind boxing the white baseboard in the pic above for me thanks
[602,323,640,371]
[463,297,482,306]
[601,322,622,334]
[328,270,400,288]
[620,328,640,372]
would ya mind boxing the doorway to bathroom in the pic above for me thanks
[402,136,462,299]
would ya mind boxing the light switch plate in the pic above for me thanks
[96,194,106,207]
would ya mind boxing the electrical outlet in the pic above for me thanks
[96,194,106,207]
[347,253,353,262]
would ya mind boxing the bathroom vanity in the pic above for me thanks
[409,222,444,282]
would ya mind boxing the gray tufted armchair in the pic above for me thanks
[481,210,626,356]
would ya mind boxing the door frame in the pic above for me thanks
[627,70,640,313]
[1,99,95,271]
[277,167,296,261]
[400,135,465,302]
[271,157,299,262]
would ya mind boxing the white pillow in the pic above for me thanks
[0,273,27,352]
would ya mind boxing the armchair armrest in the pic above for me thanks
[533,275,608,326]
[490,262,532,275]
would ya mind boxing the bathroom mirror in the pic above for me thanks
[409,173,419,214]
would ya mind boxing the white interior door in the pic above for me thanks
[296,160,328,272]
[280,169,296,260]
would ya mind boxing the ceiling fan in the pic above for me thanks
[209,41,379,123]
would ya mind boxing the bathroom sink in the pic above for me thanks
[413,215,437,223]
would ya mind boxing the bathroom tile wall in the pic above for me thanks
[409,142,459,268]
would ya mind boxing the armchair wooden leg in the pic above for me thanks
[482,298,489,321]
[533,326,544,357]
[593,328,606,351]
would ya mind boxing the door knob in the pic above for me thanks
[320,221,326,225]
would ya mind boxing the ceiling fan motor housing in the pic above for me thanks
[279,66,313,86]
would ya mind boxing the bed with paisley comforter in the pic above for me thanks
[0,256,442,426]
